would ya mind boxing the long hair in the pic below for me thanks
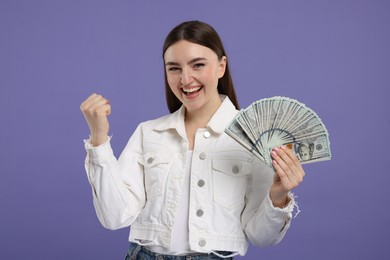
[162,21,239,113]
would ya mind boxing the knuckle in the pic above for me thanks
[290,179,298,187]
[89,108,98,116]
[285,183,293,191]
[96,107,107,116]
[287,160,294,168]
[93,108,101,115]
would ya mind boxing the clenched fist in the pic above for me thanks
[80,93,111,146]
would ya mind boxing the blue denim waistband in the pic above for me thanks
[125,242,233,260]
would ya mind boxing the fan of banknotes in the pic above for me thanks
[225,96,331,168]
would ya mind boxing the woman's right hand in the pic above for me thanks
[80,93,111,146]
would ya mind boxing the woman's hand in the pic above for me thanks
[80,93,111,146]
[269,145,305,208]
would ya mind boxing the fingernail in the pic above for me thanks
[272,151,278,157]
[281,145,286,150]
[273,147,279,152]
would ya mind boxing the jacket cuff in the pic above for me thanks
[263,192,298,220]
[84,136,113,164]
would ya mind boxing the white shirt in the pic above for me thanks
[147,151,195,255]
[84,95,296,257]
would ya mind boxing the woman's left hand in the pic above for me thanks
[269,145,305,208]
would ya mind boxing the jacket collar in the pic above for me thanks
[154,95,238,135]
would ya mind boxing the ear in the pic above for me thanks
[217,56,227,78]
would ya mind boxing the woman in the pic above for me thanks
[80,21,304,259]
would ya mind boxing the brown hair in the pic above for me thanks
[162,20,239,113]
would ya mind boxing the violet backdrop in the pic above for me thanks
[1,0,389,259]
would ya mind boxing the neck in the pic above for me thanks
[185,96,222,128]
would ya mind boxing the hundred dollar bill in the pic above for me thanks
[225,96,332,168]
[225,114,265,161]
[293,134,331,164]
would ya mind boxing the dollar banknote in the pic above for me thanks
[225,96,331,168]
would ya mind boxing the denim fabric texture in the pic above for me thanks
[125,243,233,260]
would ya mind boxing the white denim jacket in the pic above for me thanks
[84,96,295,257]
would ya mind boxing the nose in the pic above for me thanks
[180,68,193,86]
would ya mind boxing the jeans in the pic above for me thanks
[124,242,234,260]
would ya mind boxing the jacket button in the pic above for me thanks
[196,209,204,217]
[197,179,205,187]
[232,165,240,174]
[199,152,206,160]
[203,131,211,138]
[198,239,206,247]
[147,157,154,164]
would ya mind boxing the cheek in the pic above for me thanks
[200,68,219,84]
[167,74,179,88]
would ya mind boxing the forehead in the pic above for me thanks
[164,40,218,62]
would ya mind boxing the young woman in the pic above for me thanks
[80,21,304,260]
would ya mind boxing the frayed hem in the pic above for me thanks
[290,192,301,218]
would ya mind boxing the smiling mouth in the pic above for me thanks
[182,86,203,95]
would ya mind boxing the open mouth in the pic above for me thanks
[182,86,203,96]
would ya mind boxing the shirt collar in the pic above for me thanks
[154,95,238,135]
[207,95,238,134]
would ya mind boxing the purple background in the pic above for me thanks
[1,0,389,259]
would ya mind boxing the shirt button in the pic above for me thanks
[232,165,240,174]
[199,152,206,160]
[203,131,211,138]
[196,209,204,217]
[198,239,206,247]
[197,179,205,187]
[147,157,154,164]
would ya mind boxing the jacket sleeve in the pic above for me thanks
[83,124,146,230]
[241,160,296,247]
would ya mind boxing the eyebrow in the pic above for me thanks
[165,57,207,66]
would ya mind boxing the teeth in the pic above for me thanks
[183,87,201,93]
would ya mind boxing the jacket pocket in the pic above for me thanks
[212,156,252,210]
[138,152,173,200]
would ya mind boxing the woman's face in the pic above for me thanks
[164,40,226,113]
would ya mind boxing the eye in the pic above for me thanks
[193,63,205,69]
[167,66,181,72]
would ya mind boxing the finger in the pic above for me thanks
[278,146,303,174]
[272,148,300,185]
[84,93,106,106]
[283,145,305,178]
[281,145,305,173]
[278,148,305,185]
[81,93,99,106]
[272,159,294,191]
[92,103,111,117]
[86,93,99,101]
[103,103,111,116]
[271,150,293,177]
[83,96,109,114]
[91,97,109,109]
[273,147,297,173]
